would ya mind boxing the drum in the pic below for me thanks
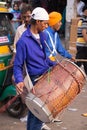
[25,60,86,123]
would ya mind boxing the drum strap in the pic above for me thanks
[44,40,59,62]
[24,63,33,90]
[44,31,64,62]
[45,30,58,56]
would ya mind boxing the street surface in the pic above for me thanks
[0,74,87,130]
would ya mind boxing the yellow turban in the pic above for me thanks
[49,12,62,26]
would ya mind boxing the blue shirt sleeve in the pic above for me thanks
[13,39,26,83]
[56,34,72,59]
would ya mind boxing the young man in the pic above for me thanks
[13,7,56,130]
[10,5,32,64]
[76,5,87,117]
[76,5,87,75]
[44,11,74,62]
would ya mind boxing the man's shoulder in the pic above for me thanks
[17,24,26,31]
[16,24,27,37]
[44,27,50,35]
[19,28,30,41]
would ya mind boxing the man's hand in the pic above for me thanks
[16,82,29,103]
[70,57,75,62]
[16,82,25,94]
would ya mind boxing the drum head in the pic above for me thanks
[25,93,53,123]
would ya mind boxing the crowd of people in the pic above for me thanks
[4,0,87,129]
[5,0,67,35]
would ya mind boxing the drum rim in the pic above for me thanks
[25,93,54,122]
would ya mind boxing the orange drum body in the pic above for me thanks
[25,60,86,123]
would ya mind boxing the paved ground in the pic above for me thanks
[0,70,87,130]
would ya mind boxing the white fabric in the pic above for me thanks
[13,24,26,53]
[41,123,51,130]
[77,1,85,16]
[31,7,49,20]
[24,63,33,92]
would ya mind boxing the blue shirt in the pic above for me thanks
[11,9,21,20]
[44,26,72,59]
[13,26,56,83]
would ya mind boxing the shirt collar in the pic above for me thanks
[26,25,44,38]
[47,26,55,34]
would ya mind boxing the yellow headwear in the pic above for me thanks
[49,12,62,26]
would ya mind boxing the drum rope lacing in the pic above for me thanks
[34,61,84,116]
[51,61,84,115]
[49,64,81,114]
[50,63,82,113]
[58,61,83,93]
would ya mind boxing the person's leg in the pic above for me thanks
[27,111,43,130]
[83,47,87,75]
[75,46,82,67]
[26,75,43,130]
[83,63,87,75]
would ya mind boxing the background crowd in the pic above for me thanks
[1,0,87,129]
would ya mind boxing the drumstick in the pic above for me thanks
[16,86,23,94]
[76,59,87,62]
[0,64,13,71]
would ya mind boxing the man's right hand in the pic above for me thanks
[16,82,25,94]
[16,82,28,103]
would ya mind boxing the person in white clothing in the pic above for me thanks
[10,5,32,64]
